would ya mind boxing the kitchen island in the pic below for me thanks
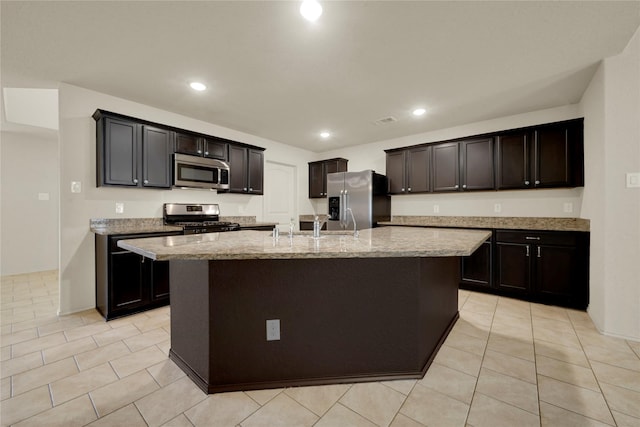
[119,227,490,394]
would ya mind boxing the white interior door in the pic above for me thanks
[264,161,297,227]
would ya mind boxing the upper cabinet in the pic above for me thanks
[95,112,172,189]
[495,119,584,189]
[386,146,430,194]
[93,109,265,192]
[175,132,227,160]
[386,118,583,195]
[227,144,265,194]
[308,158,348,198]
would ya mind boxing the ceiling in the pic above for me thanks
[2,1,639,152]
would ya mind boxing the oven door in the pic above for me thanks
[173,154,229,190]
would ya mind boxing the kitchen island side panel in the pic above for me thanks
[168,256,459,393]
[168,260,210,390]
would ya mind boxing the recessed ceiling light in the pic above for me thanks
[412,108,427,116]
[320,131,331,138]
[189,82,207,91]
[300,0,322,22]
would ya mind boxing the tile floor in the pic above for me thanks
[1,270,640,426]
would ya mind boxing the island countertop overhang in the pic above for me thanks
[117,226,491,261]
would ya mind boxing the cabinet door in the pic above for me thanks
[142,126,172,188]
[228,145,248,192]
[386,151,407,194]
[203,138,227,160]
[150,260,171,302]
[110,252,148,312]
[535,244,577,301]
[247,149,264,194]
[175,132,201,155]
[534,126,571,187]
[103,118,139,186]
[461,138,494,191]
[432,142,459,192]
[309,161,325,198]
[407,147,431,193]
[461,240,492,288]
[495,132,530,189]
[495,242,531,293]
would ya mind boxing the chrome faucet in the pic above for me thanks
[313,216,321,239]
[346,208,358,238]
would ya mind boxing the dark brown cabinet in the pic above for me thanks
[95,111,172,189]
[461,233,493,289]
[227,144,264,194]
[494,230,589,309]
[175,133,227,160]
[496,119,584,189]
[95,231,182,320]
[432,138,494,192]
[386,147,430,194]
[309,158,348,198]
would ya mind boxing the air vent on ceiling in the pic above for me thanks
[374,116,398,125]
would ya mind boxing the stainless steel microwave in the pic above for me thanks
[173,153,230,190]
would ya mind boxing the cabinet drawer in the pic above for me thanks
[495,230,578,246]
[109,231,183,252]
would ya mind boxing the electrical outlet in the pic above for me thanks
[115,203,124,214]
[563,202,573,213]
[266,319,280,341]
[70,181,82,193]
[433,204,440,214]
[494,203,502,213]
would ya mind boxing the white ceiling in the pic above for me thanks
[1,1,639,152]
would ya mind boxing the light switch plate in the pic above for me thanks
[433,205,440,214]
[626,172,640,188]
[494,203,502,213]
[266,319,280,341]
[563,202,573,213]
[115,203,124,214]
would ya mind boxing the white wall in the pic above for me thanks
[0,131,59,275]
[309,104,584,218]
[58,83,316,315]
[580,27,640,341]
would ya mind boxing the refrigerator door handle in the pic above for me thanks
[343,190,349,229]
[339,190,345,229]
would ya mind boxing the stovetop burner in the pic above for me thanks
[163,203,240,233]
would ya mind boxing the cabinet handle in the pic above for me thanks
[197,150,202,154]
[408,187,412,192]
[524,180,530,185]
[143,179,149,185]
[243,187,247,191]
[535,180,541,185]
[537,246,541,258]
[204,151,209,156]
[462,184,467,189]
[454,184,459,189]
[526,246,530,257]
[525,236,540,240]
[401,188,405,192]
[249,188,253,192]
[133,178,138,184]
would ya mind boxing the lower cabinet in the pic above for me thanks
[459,229,589,309]
[95,231,181,320]
[461,234,493,289]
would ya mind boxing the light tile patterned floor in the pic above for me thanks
[1,270,639,426]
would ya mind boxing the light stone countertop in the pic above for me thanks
[117,227,491,261]
[380,216,590,232]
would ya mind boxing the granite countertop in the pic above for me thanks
[90,217,276,235]
[90,218,183,236]
[379,216,590,232]
[117,227,491,261]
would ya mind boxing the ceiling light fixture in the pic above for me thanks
[300,0,322,22]
[320,131,331,138]
[189,82,207,91]
[412,108,426,116]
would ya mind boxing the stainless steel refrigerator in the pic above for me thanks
[326,170,391,231]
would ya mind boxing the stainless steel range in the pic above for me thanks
[163,203,240,234]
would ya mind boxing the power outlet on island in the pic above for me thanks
[266,319,280,341]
